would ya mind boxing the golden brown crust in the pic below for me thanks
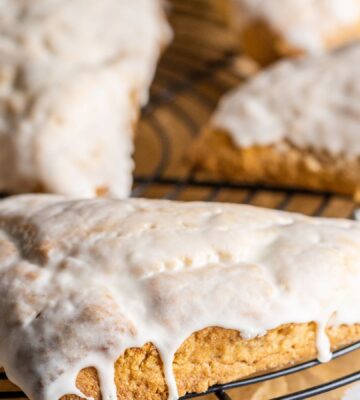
[188,129,360,198]
[234,18,360,65]
[237,20,302,65]
[61,323,360,399]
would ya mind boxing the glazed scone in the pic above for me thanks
[189,44,360,198]
[0,0,171,198]
[1,195,360,399]
[230,0,360,64]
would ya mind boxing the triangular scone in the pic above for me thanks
[0,195,360,400]
[190,44,360,197]
[0,0,171,198]
[229,0,360,64]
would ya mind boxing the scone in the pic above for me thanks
[0,195,360,400]
[0,0,171,198]
[229,0,360,64]
[189,44,360,198]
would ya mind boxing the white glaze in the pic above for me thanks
[213,44,360,159]
[231,0,360,53]
[343,384,360,399]
[0,0,171,197]
[0,195,360,399]
[355,209,360,221]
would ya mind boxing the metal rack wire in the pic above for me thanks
[179,342,360,400]
[0,0,360,399]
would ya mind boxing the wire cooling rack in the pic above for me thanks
[1,0,360,399]
[180,341,360,400]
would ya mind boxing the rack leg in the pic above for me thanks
[215,390,232,400]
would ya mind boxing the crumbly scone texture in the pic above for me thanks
[61,323,360,400]
[188,129,360,197]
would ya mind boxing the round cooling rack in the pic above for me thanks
[1,0,360,399]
